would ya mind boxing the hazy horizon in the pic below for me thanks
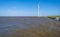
[0,0,60,16]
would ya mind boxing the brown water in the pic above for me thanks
[0,17,60,37]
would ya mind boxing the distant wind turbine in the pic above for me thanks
[37,0,40,16]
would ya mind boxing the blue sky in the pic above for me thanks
[40,0,60,16]
[0,0,60,16]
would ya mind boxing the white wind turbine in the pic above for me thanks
[37,0,40,16]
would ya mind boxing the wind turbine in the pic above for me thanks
[37,0,40,16]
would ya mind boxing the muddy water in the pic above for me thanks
[0,17,60,37]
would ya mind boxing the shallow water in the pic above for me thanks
[0,17,60,37]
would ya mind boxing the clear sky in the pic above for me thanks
[0,0,60,16]
[40,0,60,16]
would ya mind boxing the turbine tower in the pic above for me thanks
[38,0,40,16]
